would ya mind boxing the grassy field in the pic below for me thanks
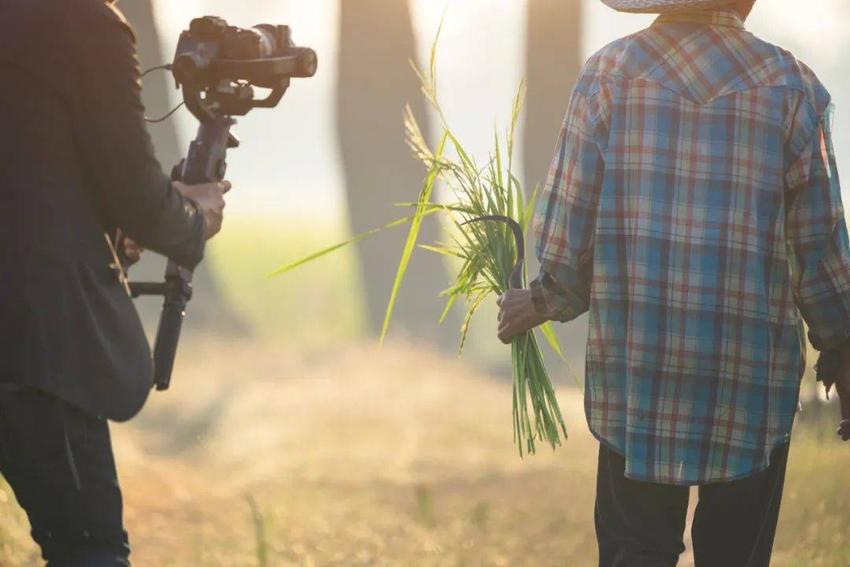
[203,217,567,366]
[0,340,848,566]
[203,217,366,345]
[1,223,848,566]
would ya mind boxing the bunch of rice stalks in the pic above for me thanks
[271,31,567,456]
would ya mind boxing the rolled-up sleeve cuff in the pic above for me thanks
[530,271,587,323]
[808,324,850,352]
[802,285,850,352]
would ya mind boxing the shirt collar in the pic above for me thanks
[654,9,745,30]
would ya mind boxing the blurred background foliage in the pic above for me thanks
[132,0,850,370]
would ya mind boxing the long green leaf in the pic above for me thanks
[538,322,565,361]
[267,212,434,277]
[379,132,449,343]
[418,244,463,259]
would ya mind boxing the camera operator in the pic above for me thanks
[0,0,228,564]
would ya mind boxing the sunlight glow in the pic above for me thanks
[148,0,850,219]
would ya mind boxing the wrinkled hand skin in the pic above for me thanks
[815,349,840,393]
[815,347,850,441]
[837,380,850,441]
[839,420,850,442]
[496,289,549,345]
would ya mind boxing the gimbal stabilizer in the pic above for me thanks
[129,16,317,391]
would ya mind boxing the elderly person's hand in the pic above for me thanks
[816,342,850,441]
[497,289,549,344]
[835,344,850,441]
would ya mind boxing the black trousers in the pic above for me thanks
[595,442,789,567]
[0,387,130,566]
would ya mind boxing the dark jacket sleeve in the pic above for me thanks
[68,2,205,269]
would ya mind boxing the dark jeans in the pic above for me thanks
[595,442,789,567]
[0,387,130,566]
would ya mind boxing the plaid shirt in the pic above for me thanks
[532,9,846,484]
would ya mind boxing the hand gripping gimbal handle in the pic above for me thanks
[151,115,238,391]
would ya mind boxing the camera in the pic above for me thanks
[172,16,318,121]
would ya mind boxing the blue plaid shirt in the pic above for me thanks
[531,9,845,484]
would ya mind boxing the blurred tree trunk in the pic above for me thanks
[524,0,583,192]
[338,0,455,346]
[121,1,247,334]
[524,0,587,369]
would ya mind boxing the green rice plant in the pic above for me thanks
[245,494,268,567]
[414,484,437,527]
[271,27,568,456]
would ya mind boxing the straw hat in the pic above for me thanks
[602,0,736,13]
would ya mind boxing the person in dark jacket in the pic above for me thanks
[0,0,229,564]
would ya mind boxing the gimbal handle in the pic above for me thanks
[130,115,238,391]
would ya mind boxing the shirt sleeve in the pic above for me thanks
[785,101,850,351]
[69,4,205,269]
[530,88,605,323]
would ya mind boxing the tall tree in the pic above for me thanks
[524,0,586,365]
[121,1,247,333]
[524,0,583,193]
[338,0,455,345]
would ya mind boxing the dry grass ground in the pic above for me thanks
[1,340,849,566]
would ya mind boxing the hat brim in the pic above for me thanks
[602,0,735,13]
